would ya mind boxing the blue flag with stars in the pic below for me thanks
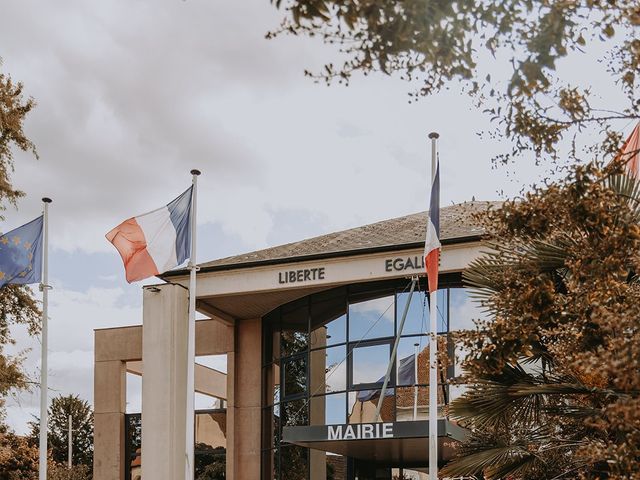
[0,216,44,288]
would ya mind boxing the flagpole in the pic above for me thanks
[428,132,439,480]
[185,170,200,480]
[39,197,52,480]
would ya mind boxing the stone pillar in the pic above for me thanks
[227,318,261,479]
[93,359,126,480]
[141,284,189,480]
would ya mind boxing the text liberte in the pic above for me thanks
[278,267,326,284]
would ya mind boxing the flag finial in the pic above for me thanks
[190,169,201,176]
[42,197,52,203]
[428,132,439,139]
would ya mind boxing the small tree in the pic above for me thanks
[29,394,94,469]
[442,162,640,479]
[0,65,41,424]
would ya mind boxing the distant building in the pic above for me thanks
[93,202,492,480]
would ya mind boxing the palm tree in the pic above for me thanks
[441,166,640,479]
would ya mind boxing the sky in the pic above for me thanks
[0,0,632,434]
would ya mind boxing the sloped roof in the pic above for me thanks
[164,201,497,276]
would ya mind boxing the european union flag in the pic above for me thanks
[0,216,44,288]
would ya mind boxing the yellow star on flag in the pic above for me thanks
[0,272,5,280]
[24,242,31,249]
[12,236,21,246]
[0,237,8,245]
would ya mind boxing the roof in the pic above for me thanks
[163,201,497,276]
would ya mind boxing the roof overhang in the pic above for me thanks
[283,420,467,467]
[161,242,483,321]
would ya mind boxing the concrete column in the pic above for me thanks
[227,318,261,480]
[141,284,189,480]
[93,360,126,480]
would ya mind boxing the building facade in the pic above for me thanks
[93,203,490,480]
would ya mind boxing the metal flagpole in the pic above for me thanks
[68,415,73,469]
[39,197,52,480]
[413,342,419,420]
[185,170,200,480]
[428,133,439,480]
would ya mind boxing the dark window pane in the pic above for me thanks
[326,454,347,480]
[282,399,308,427]
[283,356,307,398]
[280,445,308,480]
[348,295,395,341]
[263,406,280,450]
[282,301,309,357]
[262,449,278,480]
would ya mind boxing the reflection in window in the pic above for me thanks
[348,295,394,341]
[351,344,389,386]
[195,411,227,478]
[281,399,308,427]
[310,393,346,426]
[283,356,307,398]
[282,301,309,357]
[310,289,346,348]
[450,287,482,331]
[348,389,395,424]
[309,346,346,394]
[396,290,427,336]
[280,445,308,480]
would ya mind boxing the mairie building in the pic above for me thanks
[92,201,492,480]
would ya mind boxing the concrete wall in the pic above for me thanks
[141,284,189,480]
[93,295,234,480]
[227,318,262,479]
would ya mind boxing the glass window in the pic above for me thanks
[396,290,427,336]
[348,389,395,423]
[282,301,309,357]
[450,287,482,331]
[395,337,425,386]
[309,346,346,394]
[395,386,429,422]
[281,399,308,427]
[283,355,307,398]
[310,393,346,426]
[348,294,394,341]
[280,445,308,480]
[351,343,389,386]
[310,289,347,348]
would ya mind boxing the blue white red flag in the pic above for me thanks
[106,187,193,283]
[0,216,44,288]
[621,122,640,177]
[424,161,440,293]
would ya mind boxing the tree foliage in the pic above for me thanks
[442,162,640,479]
[270,1,640,164]
[28,394,94,469]
[0,64,41,420]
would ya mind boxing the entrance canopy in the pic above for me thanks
[283,420,467,467]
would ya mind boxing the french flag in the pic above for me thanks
[106,187,193,283]
[621,122,640,177]
[424,161,440,293]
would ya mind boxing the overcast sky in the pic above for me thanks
[1,0,632,434]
